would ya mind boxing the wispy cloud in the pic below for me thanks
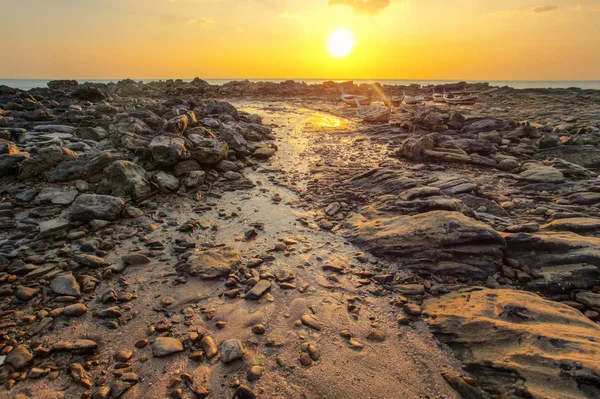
[329,0,391,16]
[185,18,215,28]
[529,5,559,13]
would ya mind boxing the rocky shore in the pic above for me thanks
[1,79,600,399]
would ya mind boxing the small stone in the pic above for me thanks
[63,303,88,317]
[70,363,94,388]
[15,286,39,302]
[122,254,151,265]
[201,336,218,359]
[114,349,133,362]
[152,337,184,357]
[134,339,148,349]
[247,365,264,381]
[300,314,322,330]
[251,324,266,335]
[233,385,257,399]
[366,328,386,342]
[5,345,33,370]
[403,303,422,316]
[299,353,313,366]
[221,339,245,364]
[245,280,272,300]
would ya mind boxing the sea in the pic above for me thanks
[1,79,600,91]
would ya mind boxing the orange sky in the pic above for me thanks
[1,0,599,80]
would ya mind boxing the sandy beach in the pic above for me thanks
[1,79,600,399]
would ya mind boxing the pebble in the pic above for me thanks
[152,337,184,357]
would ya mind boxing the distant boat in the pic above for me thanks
[403,91,425,105]
[341,94,371,107]
[432,93,446,102]
[444,92,479,105]
[356,104,391,123]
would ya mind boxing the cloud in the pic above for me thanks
[329,0,391,16]
[185,18,215,28]
[529,5,559,13]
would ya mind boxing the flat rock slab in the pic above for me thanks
[346,210,505,278]
[182,248,241,280]
[245,280,272,300]
[423,288,600,399]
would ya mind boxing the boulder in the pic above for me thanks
[519,166,564,183]
[346,210,505,279]
[5,345,33,371]
[149,135,189,167]
[19,146,77,180]
[219,126,247,152]
[98,160,151,201]
[190,139,228,165]
[67,194,124,222]
[154,171,180,191]
[163,115,189,135]
[424,288,600,399]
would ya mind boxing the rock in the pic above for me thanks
[154,171,180,191]
[220,339,245,364]
[424,288,600,399]
[70,363,94,388]
[219,126,247,152]
[253,146,277,159]
[190,139,228,165]
[403,303,422,316]
[568,192,600,205]
[173,159,202,177]
[75,254,108,268]
[542,218,600,234]
[441,370,488,399]
[122,254,151,265]
[575,291,600,311]
[152,337,184,357]
[346,210,505,279]
[232,386,257,399]
[183,249,242,279]
[519,166,564,183]
[536,145,600,169]
[19,146,77,180]
[200,336,218,359]
[460,117,505,135]
[325,202,342,216]
[184,170,206,188]
[5,345,33,371]
[15,286,39,301]
[114,349,133,362]
[300,314,322,331]
[98,160,151,201]
[38,218,71,238]
[50,273,81,297]
[150,135,189,167]
[52,340,98,354]
[539,133,562,149]
[163,115,189,135]
[63,303,88,317]
[496,158,519,171]
[247,365,263,381]
[68,194,124,222]
[245,280,272,300]
[504,231,600,293]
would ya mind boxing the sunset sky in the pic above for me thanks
[1,0,599,80]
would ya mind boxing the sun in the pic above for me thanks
[328,29,354,58]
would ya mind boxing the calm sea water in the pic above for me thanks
[1,78,600,91]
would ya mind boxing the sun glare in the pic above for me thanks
[328,29,354,58]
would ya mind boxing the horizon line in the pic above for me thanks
[2,78,600,83]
